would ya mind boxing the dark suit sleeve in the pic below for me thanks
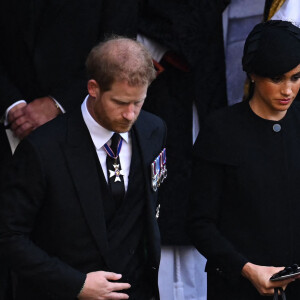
[0,63,24,116]
[0,139,85,298]
[187,120,248,283]
[0,0,24,116]
[33,0,106,111]
[0,0,105,114]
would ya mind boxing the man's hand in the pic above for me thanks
[242,262,296,296]
[78,271,131,300]
[8,96,61,139]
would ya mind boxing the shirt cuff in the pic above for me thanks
[4,100,27,125]
[137,33,168,62]
[49,96,66,113]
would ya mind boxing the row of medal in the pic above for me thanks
[151,148,167,192]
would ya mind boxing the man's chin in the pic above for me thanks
[113,124,133,133]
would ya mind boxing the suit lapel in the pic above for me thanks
[62,109,109,262]
[133,112,162,264]
[133,116,154,191]
[133,111,162,169]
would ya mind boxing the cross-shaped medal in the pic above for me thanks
[109,163,125,182]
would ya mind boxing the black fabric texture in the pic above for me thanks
[0,108,166,299]
[140,0,229,245]
[188,100,300,299]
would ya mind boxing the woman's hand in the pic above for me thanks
[242,262,296,296]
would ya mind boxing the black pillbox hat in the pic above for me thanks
[242,20,300,77]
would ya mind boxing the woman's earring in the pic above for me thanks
[251,79,255,83]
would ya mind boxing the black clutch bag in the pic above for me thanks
[270,264,300,300]
[270,264,300,281]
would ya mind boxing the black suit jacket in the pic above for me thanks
[0,107,166,299]
[0,2,140,298]
[0,0,98,114]
[0,0,140,115]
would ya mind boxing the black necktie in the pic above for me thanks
[106,133,125,206]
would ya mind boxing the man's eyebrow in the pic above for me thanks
[112,97,145,103]
[111,98,126,103]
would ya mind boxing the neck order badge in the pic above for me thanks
[104,133,124,182]
[104,133,125,203]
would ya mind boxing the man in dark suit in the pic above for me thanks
[0,0,139,139]
[0,37,166,300]
[0,2,139,297]
[0,0,98,141]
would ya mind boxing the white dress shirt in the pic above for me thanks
[81,96,132,191]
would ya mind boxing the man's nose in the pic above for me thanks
[122,104,135,121]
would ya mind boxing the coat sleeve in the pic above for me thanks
[0,0,104,114]
[0,139,86,299]
[33,0,104,111]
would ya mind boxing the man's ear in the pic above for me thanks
[87,79,100,98]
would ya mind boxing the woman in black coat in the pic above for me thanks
[188,20,300,300]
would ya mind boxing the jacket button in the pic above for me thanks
[273,124,281,132]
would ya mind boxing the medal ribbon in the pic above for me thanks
[104,136,123,159]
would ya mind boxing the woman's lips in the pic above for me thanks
[279,98,291,105]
